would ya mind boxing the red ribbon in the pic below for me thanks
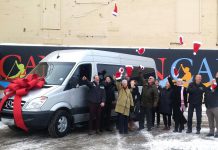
[0,74,45,131]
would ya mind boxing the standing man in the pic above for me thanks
[152,79,161,128]
[101,76,115,131]
[82,75,106,135]
[187,74,207,134]
[139,76,159,131]
[205,72,218,138]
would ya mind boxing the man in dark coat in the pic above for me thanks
[100,76,115,131]
[168,77,187,133]
[82,75,106,135]
[187,74,207,134]
[152,80,161,128]
[205,72,218,138]
[139,76,159,131]
[159,81,173,130]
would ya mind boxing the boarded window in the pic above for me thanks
[41,0,61,30]
[176,0,201,33]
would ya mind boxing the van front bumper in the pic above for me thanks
[1,109,54,130]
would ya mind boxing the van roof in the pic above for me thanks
[41,49,156,68]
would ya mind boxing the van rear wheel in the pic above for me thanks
[48,110,71,138]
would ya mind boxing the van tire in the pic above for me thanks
[8,125,22,132]
[48,110,71,138]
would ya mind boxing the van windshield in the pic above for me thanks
[29,62,75,85]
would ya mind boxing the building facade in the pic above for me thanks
[0,0,218,49]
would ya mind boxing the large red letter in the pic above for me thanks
[156,58,166,80]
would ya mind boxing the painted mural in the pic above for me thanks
[0,45,217,89]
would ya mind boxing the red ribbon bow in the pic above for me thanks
[0,74,45,131]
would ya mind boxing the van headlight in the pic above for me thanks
[25,96,48,111]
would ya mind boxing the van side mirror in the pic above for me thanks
[65,77,78,90]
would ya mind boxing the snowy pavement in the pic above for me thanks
[0,122,217,150]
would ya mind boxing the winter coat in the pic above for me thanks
[130,86,140,104]
[187,82,207,105]
[168,77,187,123]
[168,77,188,108]
[159,87,173,115]
[141,81,159,108]
[115,81,134,116]
[205,78,218,109]
[103,82,116,104]
[82,80,106,104]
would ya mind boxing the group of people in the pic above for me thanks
[82,72,218,138]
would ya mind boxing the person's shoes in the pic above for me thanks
[186,130,192,133]
[163,126,168,130]
[138,127,144,131]
[96,130,101,134]
[214,134,218,138]
[88,130,95,135]
[206,133,214,137]
[147,128,152,131]
[196,131,200,134]
[106,128,113,132]
[173,129,178,133]
[179,129,183,133]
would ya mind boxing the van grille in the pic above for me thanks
[1,99,26,110]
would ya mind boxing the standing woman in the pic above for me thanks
[168,76,187,132]
[114,78,134,134]
[159,81,173,130]
[128,80,141,130]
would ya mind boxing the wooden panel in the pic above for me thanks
[41,0,61,30]
[176,0,201,33]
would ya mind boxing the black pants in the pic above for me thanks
[89,102,102,131]
[187,104,202,131]
[163,114,171,127]
[173,106,187,131]
[139,106,153,130]
[118,113,128,134]
[152,107,160,126]
[100,102,112,130]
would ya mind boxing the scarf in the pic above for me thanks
[180,86,185,112]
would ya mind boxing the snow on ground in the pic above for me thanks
[0,121,7,129]
[141,128,218,150]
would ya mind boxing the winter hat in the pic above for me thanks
[115,71,122,80]
[136,48,145,55]
[173,67,179,77]
[112,3,118,16]
[179,35,184,45]
[139,65,144,70]
[211,79,217,90]
[193,41,201,55]
[119,67,125,74]
[125,65,134,77]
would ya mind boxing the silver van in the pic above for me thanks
[0,50,157,137]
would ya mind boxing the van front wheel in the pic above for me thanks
[48,110,71,138]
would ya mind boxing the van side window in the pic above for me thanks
[73,64,92,82]
[97,64,122,82]
[65,64,92,90]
